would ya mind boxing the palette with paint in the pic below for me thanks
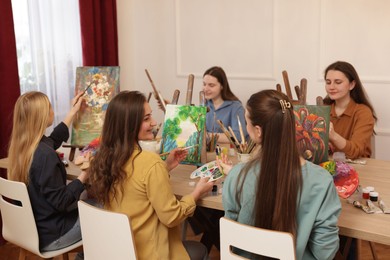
[320,160,359,199]
[190,160,224,182]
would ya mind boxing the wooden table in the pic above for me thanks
[1,156,390,246]
[170,158,390,246]
[336,159,390,245]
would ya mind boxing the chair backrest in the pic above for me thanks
[220,217,296,260]
[78,200,137,260]
[0,177,42,255]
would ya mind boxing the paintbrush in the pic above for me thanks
[216,120,241,152]
[237,115,246,145]
[228,126,240,147]
[159,144,199,157]
[74,80,94,106]
[215,145,225,175]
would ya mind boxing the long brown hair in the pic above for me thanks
[203,66,239,101]
[323,61,377,122]
[8,92,51,184]
[236,90,302,238]
[88,91,146,206]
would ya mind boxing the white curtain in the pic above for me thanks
[12,0,82,130]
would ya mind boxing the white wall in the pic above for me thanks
[117,0,390,160]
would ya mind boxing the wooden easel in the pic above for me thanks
[145,70,207,165]
[62,144,84,162]
[276,70,307,105]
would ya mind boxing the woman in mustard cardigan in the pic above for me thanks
[88,91,213,260]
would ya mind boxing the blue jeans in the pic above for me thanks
[41,218,81,252]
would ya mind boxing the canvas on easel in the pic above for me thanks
[71,66,120,147]
[294,105,330,164]
[160,104,207,166]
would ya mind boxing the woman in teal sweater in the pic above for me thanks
[221,90,341,259]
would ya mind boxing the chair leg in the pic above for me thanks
[63,252,69,260]
[369,241,378,260]
[342,237,352,257]
[181,220,188,241]
[356,239,362,260]
[335,237,353,260]
[334,250,344,260]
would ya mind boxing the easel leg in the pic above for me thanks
[69,147,76,162]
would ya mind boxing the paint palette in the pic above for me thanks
[333,166,359,199]
[190,161,224,182]
[320,161,359,199]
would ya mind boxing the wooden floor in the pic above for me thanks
[1,231,390,260]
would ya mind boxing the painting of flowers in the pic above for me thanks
[71,66,120,147]
[294,105,330,164]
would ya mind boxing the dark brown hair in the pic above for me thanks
[89,91,146,205]
[236,89,302,239]
[203,66,239,101]
[323,61,377,122]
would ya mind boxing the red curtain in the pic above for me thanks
[0,0,21,245]
[0,2,20,165]
[79,0,119,66]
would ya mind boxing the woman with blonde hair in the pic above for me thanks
[8,91,89,252]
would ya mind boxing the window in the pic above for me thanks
[11,0,83,129]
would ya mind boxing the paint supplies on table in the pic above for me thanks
[379,200,390,214]
[216,119,256,155]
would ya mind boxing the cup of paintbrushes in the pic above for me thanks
[237,152,252,163]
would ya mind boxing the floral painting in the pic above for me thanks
[71,66,120,147]
[160,104,207,166]
[294,105,330,164]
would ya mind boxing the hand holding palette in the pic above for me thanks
[190,161,224,182]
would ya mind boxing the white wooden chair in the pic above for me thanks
[220,217,296,260]
[0,177,82,259]
[77,200,137,260]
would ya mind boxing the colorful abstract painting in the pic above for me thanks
[294,105,330,164]
[71,66,120,147]
[160,104,207,165]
